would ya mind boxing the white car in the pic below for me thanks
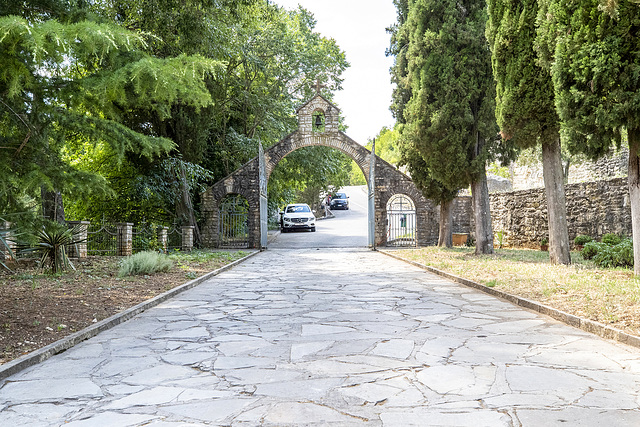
[280,203,316,232]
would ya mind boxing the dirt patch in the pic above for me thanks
[0,252,248,364]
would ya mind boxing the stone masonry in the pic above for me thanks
[201,94,439,248]
[455,177,631,248]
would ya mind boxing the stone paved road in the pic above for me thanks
[1,248,640,426]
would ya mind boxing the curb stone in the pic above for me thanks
[378,249,640,349]
[0,250,260,381]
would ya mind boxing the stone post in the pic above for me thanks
[181,226,194,252]
[66,221,90,258]
[158,226,168,253]
[1,221,15,261]
[117,223,133,256]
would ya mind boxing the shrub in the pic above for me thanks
[574,235,593,246]
[118,251,173,277]
[593,239,633,268]
[582,241,606,260]
[601,233,622,246]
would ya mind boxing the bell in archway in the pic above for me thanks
[315,114,323,128]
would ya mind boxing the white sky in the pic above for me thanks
[275,0,397,145]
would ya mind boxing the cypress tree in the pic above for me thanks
[398,0,498,252]
[486,0,571,264]
[541,0,640,273]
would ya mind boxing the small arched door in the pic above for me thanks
[219,194,249,248]
[386,194,416,247]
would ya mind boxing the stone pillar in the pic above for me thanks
[181,226,194,252]
[158,226,168,253]
[1,221,15,261]
[66,221,90,258]
[117,223,133,256]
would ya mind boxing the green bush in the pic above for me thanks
[582,241,606,260]
[593,239,633,268]
[118,251,173,277]
[574,234,593,246]
[601,233,622,246]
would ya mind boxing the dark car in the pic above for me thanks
[330,192,349,210]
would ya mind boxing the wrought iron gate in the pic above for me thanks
[386,194,416,247]
[219,195,249,248]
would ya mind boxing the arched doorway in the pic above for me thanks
[200,93,439,248]
[386,194,417,247]
[218,194,249,248]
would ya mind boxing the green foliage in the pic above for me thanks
[582,241,606,260]
[601,233,622,246]
[118,251,173,277]
[593,239,634,269]
[540,237,548,246]
[25,221,82,274]
[366,126,402,166]
[495,230,505,249]
[349,162,367,186]
[574,235,593,246]
[392,0,500,207]
[486,0,559,148]
[541,0,640,160]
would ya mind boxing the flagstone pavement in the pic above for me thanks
[1,248,640,426]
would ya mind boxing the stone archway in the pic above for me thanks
[200,93,439,248]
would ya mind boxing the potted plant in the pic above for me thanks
[573,234,593,251]
[540,237,549,251]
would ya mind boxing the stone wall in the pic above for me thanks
[488,177,630,248]
[510,148,628,190]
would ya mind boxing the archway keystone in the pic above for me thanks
[201,94,439,248]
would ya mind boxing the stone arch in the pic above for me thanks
[200,93,440,248]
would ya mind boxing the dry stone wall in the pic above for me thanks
[488,177,630,248]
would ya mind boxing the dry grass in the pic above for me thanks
[394,246,640,337]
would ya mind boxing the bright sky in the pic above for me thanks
[275,0,397,145]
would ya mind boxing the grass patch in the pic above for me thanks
[395,246,640,337]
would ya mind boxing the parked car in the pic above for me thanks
[330,192,349,210]
[280,203,316,232]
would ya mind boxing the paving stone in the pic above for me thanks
[1,248,639,425]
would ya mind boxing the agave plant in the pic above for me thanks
[27,221,84,274]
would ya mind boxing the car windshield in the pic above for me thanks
[334,193,346,199]
[286,205,311,213]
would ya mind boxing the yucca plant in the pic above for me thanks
[26,221,84,274]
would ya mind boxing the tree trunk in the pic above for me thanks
[438,199,453,248]
[541,137,571,265]
[628,128,640,276]
[471,172,494,255]
[176,163,201,246]
[41,188,65,223]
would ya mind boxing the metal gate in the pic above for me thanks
[386,194,416,247]
[219,194,249,248]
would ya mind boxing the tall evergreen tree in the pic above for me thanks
[539,0,640,273]
[0,15,218,222]
[398,0,498,253]
[486,0,571,264]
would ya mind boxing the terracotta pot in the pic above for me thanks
[540,244,548,251]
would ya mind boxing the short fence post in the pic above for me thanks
[67,221,90,258]
[117,223,133,256]
[158,226,168,253]
[181,226,194,252]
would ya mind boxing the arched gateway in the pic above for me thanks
[200,93,439,248]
